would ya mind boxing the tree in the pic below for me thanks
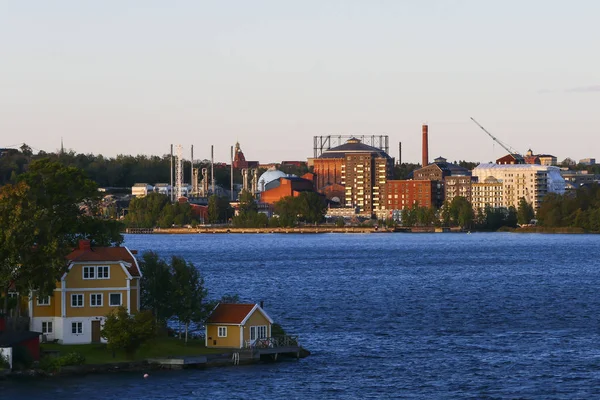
[448,196,474,229]
[170,256,209,344]
[0,160,124,315]
[101,307,156,358]
[274,196,299,227]
[207,195,233,224]
[296,192,327,224]
[140,251,173,327]
[517,197,535,225]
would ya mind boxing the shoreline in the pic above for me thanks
[1,347,311,379]
[125,226,596,235]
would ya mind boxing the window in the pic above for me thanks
[83,265,110,280]
[83,266,95,279]
[109,293,122,306]
[42,321,53,334]
[250,325,268,341]
[90,293,103,307]
[37,296,50,306]
[8,292,18,299]
[71,294,84,307]
[71,322,83,335]
[97,266,109,279]
[218,327,227,337]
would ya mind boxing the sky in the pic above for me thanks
[1,0,599,164]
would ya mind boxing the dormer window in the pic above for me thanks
[83,266,110,280]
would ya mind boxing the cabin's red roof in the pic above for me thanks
[66,240,141,277]
[206,303,256,324]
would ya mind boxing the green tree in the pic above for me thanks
[517,197,536,225]
[140,251,173,326]
[170,256,209,344]
[274,196,299,227]
[0,160,124,314]
[296,192,327,224]
[101,307,156,358]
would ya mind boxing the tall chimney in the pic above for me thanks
[398,141,402,165]
[422,124,429,167]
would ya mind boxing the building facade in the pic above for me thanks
[30,240,141,345]
[472,163,565,210]
[313,138,393,215]
[382,180,437,211]
[444,176,477,204]
[471,177,504,212]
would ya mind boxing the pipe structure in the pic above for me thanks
[230,145,234,200]
[211,145,215,195]
[170,144,173,202]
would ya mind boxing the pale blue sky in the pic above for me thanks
[1,0,598,163]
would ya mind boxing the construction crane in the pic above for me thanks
[470,117,521,157]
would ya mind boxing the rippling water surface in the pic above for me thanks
[4,233,600,399]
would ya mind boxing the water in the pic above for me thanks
[3,233,600,399]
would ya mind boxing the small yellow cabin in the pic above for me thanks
[205,303,273,349]
[29,240,141,344]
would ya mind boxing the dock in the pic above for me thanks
[146,336,308,369]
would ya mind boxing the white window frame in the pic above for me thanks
[218,326,227,337]
[42,321,53,334]
[90,293,103,307]
[97,265,110,279]
[71,321,83,335]
[71,294,84,308]
[109,293,122,307]
[83,266,96,280]
[8,291,18,299]
[37,296,51,306]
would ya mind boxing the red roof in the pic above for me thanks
[206,303,256,324]
[66,240,141,277]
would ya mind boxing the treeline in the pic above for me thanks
[392,196,525,231]
[125,193,199,228]
[231,190,327,228]
[0,145,310,189]
[537,183,600,231]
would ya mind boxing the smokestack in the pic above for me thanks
[211,145,215,194]
[398,141,402,165]
[422,124,429,167]
[191,145,194,194]
[230,145,234,200]
[170,144,173,202]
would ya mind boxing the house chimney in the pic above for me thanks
[422,124,429,167]
[260,300,264,309]
[79,239,91,251]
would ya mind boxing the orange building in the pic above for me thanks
[260,177,319,205]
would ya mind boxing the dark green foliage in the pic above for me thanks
[170,256,209,343]
[101,307,156,358]
[207,195,233,224]
[140,251,173,325]
[393,163,421,180]
[0,160,124,304]
[517,197,535,225]
[273,192,327,227]
[39,352,86,372]
[537,184,600,231]
[232,190,268,227]
[125,193,197,228]
[400,203,438,227]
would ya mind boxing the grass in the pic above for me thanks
[41,336,225,364]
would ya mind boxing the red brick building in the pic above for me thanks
[383,180,438,210]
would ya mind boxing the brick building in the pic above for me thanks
[313,138,394,215]
[382,180,437,211]
[260,176,319,205]
[444,176,477,204]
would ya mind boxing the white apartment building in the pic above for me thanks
[472,176,503,212]
[472,163,565,210]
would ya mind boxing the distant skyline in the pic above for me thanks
[1,0,599,164]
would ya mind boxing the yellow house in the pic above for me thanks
[205,303,273,349]
[29,240,142,344]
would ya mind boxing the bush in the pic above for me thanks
[39,352,85,372]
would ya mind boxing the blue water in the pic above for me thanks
[4,233,600,399]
